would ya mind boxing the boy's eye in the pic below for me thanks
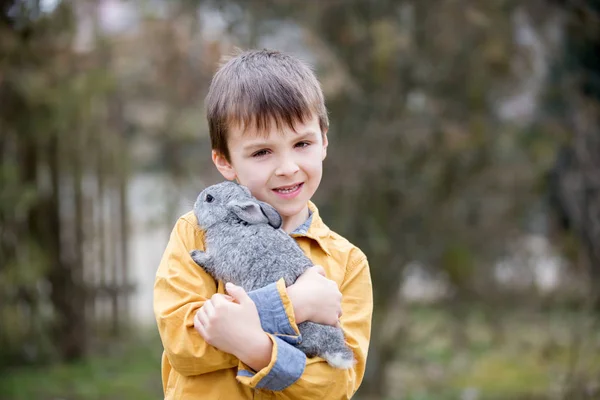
[295,141,310,148]
[252,149,269,158]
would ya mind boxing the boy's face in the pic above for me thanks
[212,112,328,231]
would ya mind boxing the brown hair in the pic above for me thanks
[206,49,329,161]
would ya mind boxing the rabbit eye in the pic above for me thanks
[205,194,214,203]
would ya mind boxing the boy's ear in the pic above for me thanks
[321,128,329,161]
[212,150,236,181]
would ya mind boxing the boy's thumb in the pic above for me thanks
[225,282,249,304]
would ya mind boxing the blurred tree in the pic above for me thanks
[0,0,129,367]
[0,0,78,366]
[547,0,600,308]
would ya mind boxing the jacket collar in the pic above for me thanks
[290,201,331,256]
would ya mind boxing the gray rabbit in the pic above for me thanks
[189,180,355,369]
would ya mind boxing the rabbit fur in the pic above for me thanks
[189,180,355,369]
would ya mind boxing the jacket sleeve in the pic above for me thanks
[236,250,374,399]
[154,216,238,376]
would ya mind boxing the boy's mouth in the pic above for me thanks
[272,183,303,195]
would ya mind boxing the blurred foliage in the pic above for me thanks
[0,0,599,399]
[1,0,73,366]
[0,330,163,400]
[1,0,128,367]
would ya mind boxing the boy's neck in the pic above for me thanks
[281,205,310,233]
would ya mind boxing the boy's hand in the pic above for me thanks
[194,283,272,370]
[287,265,342,327]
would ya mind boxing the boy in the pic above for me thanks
[153,49,373,399]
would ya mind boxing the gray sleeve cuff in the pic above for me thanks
[248,282,301,345]
[237,336,306,391]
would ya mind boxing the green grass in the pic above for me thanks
[0,331,164,400]
[2,308,600,400]
[384,305,600,400]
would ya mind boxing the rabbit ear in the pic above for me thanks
[257,200,282,229]
[228,200,268,225]
[227,200,282,229]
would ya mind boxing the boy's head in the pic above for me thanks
[206,48,328,162]
[205,49,329,231]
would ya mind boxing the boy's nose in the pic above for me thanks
[275,158,300,176]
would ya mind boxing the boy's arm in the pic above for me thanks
[236,249,373,398]
[154,216,238,376]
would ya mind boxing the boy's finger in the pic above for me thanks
[194,311,205,331]
[196,308,209,327]
[211,293,231,306]
[195,316,209,341]
[203,300,215,318]
[311,265,326,276]
[225,282,251,304]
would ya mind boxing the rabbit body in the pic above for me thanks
[190,181,355,369]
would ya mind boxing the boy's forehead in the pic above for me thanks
[228,113,320,142]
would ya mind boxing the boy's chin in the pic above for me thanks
[274,202,308,219]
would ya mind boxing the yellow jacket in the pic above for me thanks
[154,202,373,399]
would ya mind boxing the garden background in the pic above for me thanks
[1,1,600,399]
